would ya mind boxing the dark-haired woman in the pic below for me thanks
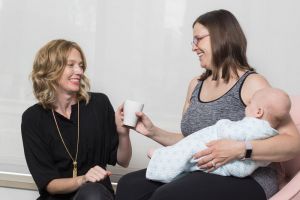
[115,9,300,200]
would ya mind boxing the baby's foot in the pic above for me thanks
[147,148,155,159]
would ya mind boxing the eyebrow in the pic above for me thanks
[194,33,209,37]
[67,59,83,64]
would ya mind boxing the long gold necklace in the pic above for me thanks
[52,102,80,178]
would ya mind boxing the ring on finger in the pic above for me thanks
[211,160,216,167]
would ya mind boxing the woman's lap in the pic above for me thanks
[43,182,113,200]
[73,182,114,200]
[116,169,164,200]
[115,169,267,200]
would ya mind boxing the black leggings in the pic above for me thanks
[115,169,267,200]
[44,182,114,200]
[73,182,114,200]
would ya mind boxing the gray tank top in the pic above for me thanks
[181,71,278,198]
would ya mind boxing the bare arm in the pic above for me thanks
[46,166,111,194]
[182,76,200,114]
[251,115,300,161]
[195,74,300,169]
[116,133,132,167]
[242,74,300,161]
[46,176,84,194]
[115,104,132,167]
[134,77,199,146]
[134,112,183,146]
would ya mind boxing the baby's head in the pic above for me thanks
[245,87,291,128]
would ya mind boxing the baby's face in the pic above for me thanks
[245,95,260,118]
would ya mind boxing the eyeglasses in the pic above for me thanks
[191,34,209,46]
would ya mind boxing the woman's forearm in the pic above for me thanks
[46,176,85,195]
[149,126,184,146]
[117,134,132,167]
[251,119,300,162]
[251,133,300,162]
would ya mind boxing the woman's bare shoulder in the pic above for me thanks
[245,73,270,88]
[188,76,200,90]
[241,73,271,105]
[182,76,200,114]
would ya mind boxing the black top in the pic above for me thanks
[21,93,119,200]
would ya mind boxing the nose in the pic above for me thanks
[74,65,83,74]
[191,43,198,52]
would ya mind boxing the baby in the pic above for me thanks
[146,87,291,183]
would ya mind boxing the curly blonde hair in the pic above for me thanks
[31,39,90,109]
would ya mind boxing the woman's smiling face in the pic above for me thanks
[192,23,212,70]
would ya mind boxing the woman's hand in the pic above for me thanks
[134,112,156,138]
[193,139,245,171]
[115,103,129,136]
[134,112,183,146]
[82,166,112,184]
[46,166,111,194]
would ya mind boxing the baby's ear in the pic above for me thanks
[256,107,264,118]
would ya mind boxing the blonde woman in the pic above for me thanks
[21,39,131,200]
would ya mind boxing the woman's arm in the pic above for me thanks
[134,112,183,146]
[46,176,84,194]
[132,77,199,146]
[46,166,111,194]
[116,134,132,167]
[114,102,181,163]
[182,76,200,114]
[251,115,300,161]
[241,73,300,161]
[194,74,300,169]
[115,104,132,167]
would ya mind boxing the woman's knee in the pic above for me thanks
[118,173,134,186]
[73,182,113,200]
[116,173,137,196]
[149,186,171,200]
[118,170,145,189]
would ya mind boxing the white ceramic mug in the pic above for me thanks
[123,100,144,127]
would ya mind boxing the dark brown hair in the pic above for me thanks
[193,9,254,82]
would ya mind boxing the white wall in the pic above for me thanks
[0,187,38,200]
[0,0,300,175]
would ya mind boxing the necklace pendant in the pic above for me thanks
[73,161,77,177]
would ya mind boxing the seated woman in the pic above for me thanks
[21,39,132,200]
[115,9,300,200]
[146,88,291,182]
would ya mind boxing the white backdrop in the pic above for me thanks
[0,0,300,175]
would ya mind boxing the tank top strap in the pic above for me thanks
[230,70,257,93]
[190,80,203,101]
[235,70,257,87]
[190,71,256,102]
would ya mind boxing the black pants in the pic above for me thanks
[73,182,114,200]
[115,169,267,200]
[43,182,114,200]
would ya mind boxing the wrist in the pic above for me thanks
[118,126,129,135]
[118,132,130,139]
[77,175,86,187]
[148,125,158,139]
[240,141,253,160]
[238,141,246,159]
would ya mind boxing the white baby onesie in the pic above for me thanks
[146,117,278,183]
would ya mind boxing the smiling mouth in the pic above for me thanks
[197,49,205,57]
[70,78,81,83]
